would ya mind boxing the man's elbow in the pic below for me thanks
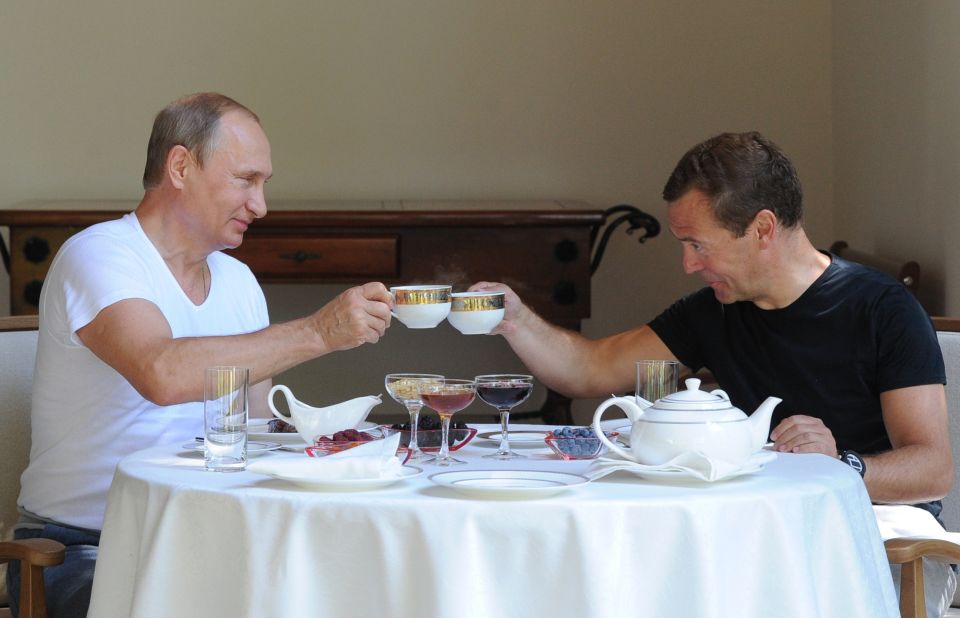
[931,465,954,501]
[132,372,189,407]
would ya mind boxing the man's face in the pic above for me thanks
[667,189,763,305]
[183,110,273,251]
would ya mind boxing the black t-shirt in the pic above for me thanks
[649,254,944,455]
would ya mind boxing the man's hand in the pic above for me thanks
[770,414,838,456]
[467,281,528,335]
[310,282,393,352]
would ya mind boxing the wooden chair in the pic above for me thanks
[884,316,960,617]
[830,240,920,296]
[0,315,64,618]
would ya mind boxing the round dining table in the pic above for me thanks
[87,424,898,617]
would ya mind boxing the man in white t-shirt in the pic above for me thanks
[9,93,394,618]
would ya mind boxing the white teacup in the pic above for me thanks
[390,285,452,329]
[447,291,505,335]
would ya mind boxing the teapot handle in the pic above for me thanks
[268,384,296,422]
[710,388,730,400]
[592,397,638,462]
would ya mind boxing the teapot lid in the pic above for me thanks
[643,378,747,423]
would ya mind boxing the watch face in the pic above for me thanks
[841,451,866,477]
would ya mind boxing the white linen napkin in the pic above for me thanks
[586,450,776,482]
[247,433,403,481]
[874,504,960,543]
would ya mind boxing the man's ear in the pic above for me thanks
[753,209,777,247]
[166,145,192,190]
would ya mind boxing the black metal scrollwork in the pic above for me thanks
[589,204,660,275]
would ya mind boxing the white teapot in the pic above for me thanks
[592,378,782,466]
[268,385,382,444]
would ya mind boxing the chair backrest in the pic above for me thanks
[830,240,920,296]
[0,315,39,605]
[933,317,960,534]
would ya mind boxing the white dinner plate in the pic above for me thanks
[181,440,283,455]
[248,463,422,491]
[429,470,589,499]
[248,420,379,447]
[476,430,550,448]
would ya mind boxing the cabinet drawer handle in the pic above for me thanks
[279,251,320,263]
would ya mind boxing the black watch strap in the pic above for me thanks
[839,450,866,478]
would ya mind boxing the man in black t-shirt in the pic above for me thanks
[471,132,956,614]
[473,131,952,506]
[648,255,943,461]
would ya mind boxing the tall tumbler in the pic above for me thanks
[204,366,249,472]
[635,360,679,405]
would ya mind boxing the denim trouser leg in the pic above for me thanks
[6,524,100,618]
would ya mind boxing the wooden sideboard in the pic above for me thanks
[0,199,606,424]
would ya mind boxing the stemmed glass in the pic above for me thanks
[475,374,533,460]
[418,378,477,466]
[384,373,444,462]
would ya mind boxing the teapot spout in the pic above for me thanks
[749,396,783,449]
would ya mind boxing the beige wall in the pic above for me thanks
[0,1,833,422]
[833,1,960,316]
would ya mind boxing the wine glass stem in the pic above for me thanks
[438,413,452,461]
[497,407,512,454]
[406,402,423,456]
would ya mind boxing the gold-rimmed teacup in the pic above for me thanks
[447,291,505,335]
[389,285,452,329]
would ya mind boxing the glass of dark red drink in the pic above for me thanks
[475,374,534,460]
[419,378,477,465]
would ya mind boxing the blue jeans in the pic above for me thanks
[6,523,99,618]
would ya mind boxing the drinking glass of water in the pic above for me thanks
[204,366,249,472]
[635,360,679,404]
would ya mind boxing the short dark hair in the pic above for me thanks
[142,92,260,190]
[661,132,803,236]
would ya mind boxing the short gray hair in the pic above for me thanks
[142,93,260,190]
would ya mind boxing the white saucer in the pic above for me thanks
[476,430,550,448]
[429,469,588,499]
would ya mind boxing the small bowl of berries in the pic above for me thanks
[544,426,618,461]
[388,417,478,452]
[305,426,411,463]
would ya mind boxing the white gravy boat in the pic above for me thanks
[592,378,781,467]
[268,385,381,444]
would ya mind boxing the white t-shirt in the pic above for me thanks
[18,212,269,530]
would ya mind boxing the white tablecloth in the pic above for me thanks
[88,424,898,618]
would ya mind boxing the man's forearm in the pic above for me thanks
[501,309,609,399]
[864,444,954,504]
[139,317,325,406]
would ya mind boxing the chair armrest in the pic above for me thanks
[885,537,960,618]
[0,539,65,618]
[0,538,65,568]
[885,537,960,565]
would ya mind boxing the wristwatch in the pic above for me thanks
[839,450,866,478]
